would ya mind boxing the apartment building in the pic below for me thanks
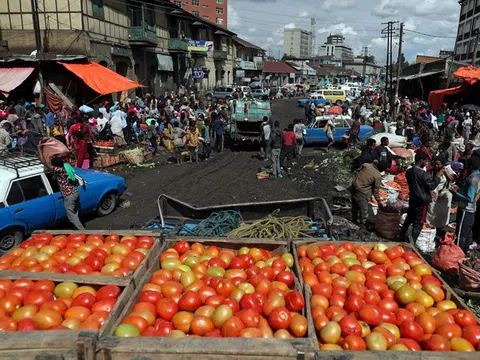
[170,0,227,29]
[283,28,312,59]
[454,0,480,63]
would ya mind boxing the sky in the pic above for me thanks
[227,0,460,64]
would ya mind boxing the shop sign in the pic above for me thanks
[236,70,245,78]
[193,67,210,79]
[187,40,214,52]
[111,46,131,57]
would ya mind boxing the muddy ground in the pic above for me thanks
[84,98,351,230]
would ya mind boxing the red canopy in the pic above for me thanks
[57,62,142,95]
[428,85,464,110]
[453,66,480,85]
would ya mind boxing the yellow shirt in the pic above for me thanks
[52,125,64,137]
[186,128,199,147]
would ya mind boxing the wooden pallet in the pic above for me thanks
[295,240,480,358]
[0,230,164,287]
[0,276,133,360]
[96,238,316,360]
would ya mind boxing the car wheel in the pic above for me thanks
[97,192,117,216]
[0,228,23,255]
[336,100,343,105]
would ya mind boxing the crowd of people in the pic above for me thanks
[0,93,236,166]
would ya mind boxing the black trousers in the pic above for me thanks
[473,205,480,243]
[150,136,158,154]
[400,199,428,241]
[351,190,369,225]
[281,145,294,168]
[215,134,223,152]
[456,209,476,253]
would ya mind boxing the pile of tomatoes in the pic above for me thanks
[297,242,480,352]
[0,233,154,277]
[0,279,121,331]
[114,241,307,338]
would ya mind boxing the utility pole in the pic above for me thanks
[31,0,42,55]
[311,17,316,57]
[394,22,404,101]
[381,21,398,112]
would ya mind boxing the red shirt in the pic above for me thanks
[283,131,297,146]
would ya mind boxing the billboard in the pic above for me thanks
[187,40,214,52]
[192,67,210,79]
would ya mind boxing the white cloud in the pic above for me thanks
[324,0,355,10]
[317,23,358,36]
[284,23,297,29]
[298,11,310,18]
[248,28,257,33]
[227,4,241,29]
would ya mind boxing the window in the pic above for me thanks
[216,7,224,14]
[174,1,182,7]
[216,0,224,3]
[203,15,209,19]
[46,173,60,193]
[192,11,200,16]
[92,0,104,19]
[202,4,209,8]
[333,90,345,95]
[192,0,200,6]
[7,176,48,206]
[216,17,224,25]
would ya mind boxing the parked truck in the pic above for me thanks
[227,100,272,148]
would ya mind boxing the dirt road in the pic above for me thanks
[85,98,331,230]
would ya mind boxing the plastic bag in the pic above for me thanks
[391,147,414,159]
[37,137,70,168]
[431,232,465,275]
[375,207,401,239]
[370,133,407,148]
[415,227,437,253]
[459,259,480,291]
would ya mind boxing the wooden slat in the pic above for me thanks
[98,238,316,359]
[0,270,132,286]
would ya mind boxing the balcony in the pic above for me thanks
[128,24,157,45]
[168,38,189,53]
[213,50,228,60]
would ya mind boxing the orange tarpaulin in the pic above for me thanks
[453,66,480,85]
[428,85,464,110]
[57,62,142,95]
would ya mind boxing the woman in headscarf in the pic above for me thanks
[109,113,127,146]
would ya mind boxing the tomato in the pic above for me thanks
[83,255,104,272]
[399,320,424,342]
[34,308,63,329]
[41,300,68,317]
[122,315,148,334]
[221,316,245,337]
[161,281,183,299]
[436,323,462,340]
[343,334,367,350]
[274,271,294,288]
[312,283,333,299]
[0,316,17,331]
[284,290,304,312]
[268,306,291,330]
[172,311,194,333]
[12,305,38,322]
[190,315,215,336]
[415,312,436,334]
[289,314,308,337]
[395,308,414,324]
[421,275,441,287]
[17,318,38,331]
[240,294,262,313]
[54,282,78,298]
[378,299,398,313]
[91,299,116,313]
[88,311,109,326]
[338,314,362,337]
[373,326,396,348]
[348,283,366,298]
[358,305,382,326]
[31,280,55,293]
[114,323,141,337]
[434,311,455,328]
[156,298,178,321]
[139,291,163,305]
[71,293,96,309]
[364,290,381,305]
[421,334,451,351]
[0,294,21,314]
[137,236,154,249]
[454,310,477,327]
[320,321,341,344]
[329,294,346,308]
[177,291,202,312]
[462,325,480,347]
[205,295,226,308]
[422,283,445,303]
[222,298,240,313]
[344,295,365,313]
[237,309,261,328]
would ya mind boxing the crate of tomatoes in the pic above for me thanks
[293,240,480,357]
[0,277,132,360]
[0,230,163,287]
[96,238,316,360]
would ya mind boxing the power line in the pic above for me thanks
[404,29,456,39]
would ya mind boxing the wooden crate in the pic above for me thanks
[0,277,133,360]
[96,238,316,360]
[93,154,123,168]
[0,230,164,287]
[295,240,480,359]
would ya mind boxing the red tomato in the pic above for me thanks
[378,299,399,313]
[72,263,93,275]
[462,325,480,347]
[137,236,154,249]
[139,291,163,305]
[240,294,262,313]
[173,241,190,255]
[421,275,441,287]
[284,290,305,312]
[237,309,261,328]
[216,279,234,297]
[453,310,478,327]
[338,314,362,337]
[0,316,17,331]
[221,316,245,337]
[156,298,178,321]
[343,334,367,350]
[396,338,422,351]
[435,323,462,340]
[268,306,291,330]
[329,294,346,308]
[229,257,247,269]
[312,283,333,299]
[122,315,148,334]
[395,308,415,324]
[274,271,294,288]
[364,290,381,305]
[83,256,104,271]
[96,285,121,301]
[178,291,202,312]
[91,299,116,313]
[344,295,365,313]
[17,318,38,331]
[24,291,54,307]
[41,300,68,317]
[71,293,96,309]
[31,280,55,293]
[421,334,451,351]
[221,298,240,313]
[358,305,382,326]
[399,320,424,342]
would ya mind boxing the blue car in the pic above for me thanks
[0,155,126,253]
[304,116,375,145]
[297,97,327,107]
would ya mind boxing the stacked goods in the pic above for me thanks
[394,172,409,200]
[381,181,401,204]
[0,233,155,277]
[296,241,480,352]
[114,240,308,338]
[0,279,122,331]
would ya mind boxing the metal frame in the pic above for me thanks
[0,151,44,178]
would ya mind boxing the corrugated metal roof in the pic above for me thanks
[263,61,300,74]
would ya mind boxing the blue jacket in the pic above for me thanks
[457,170,480,213]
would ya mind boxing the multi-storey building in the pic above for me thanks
[170,0,227,29]
[319,34,353,60]
[283,28,312,59]
[454,0,480,63]
[0,0,236,94]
